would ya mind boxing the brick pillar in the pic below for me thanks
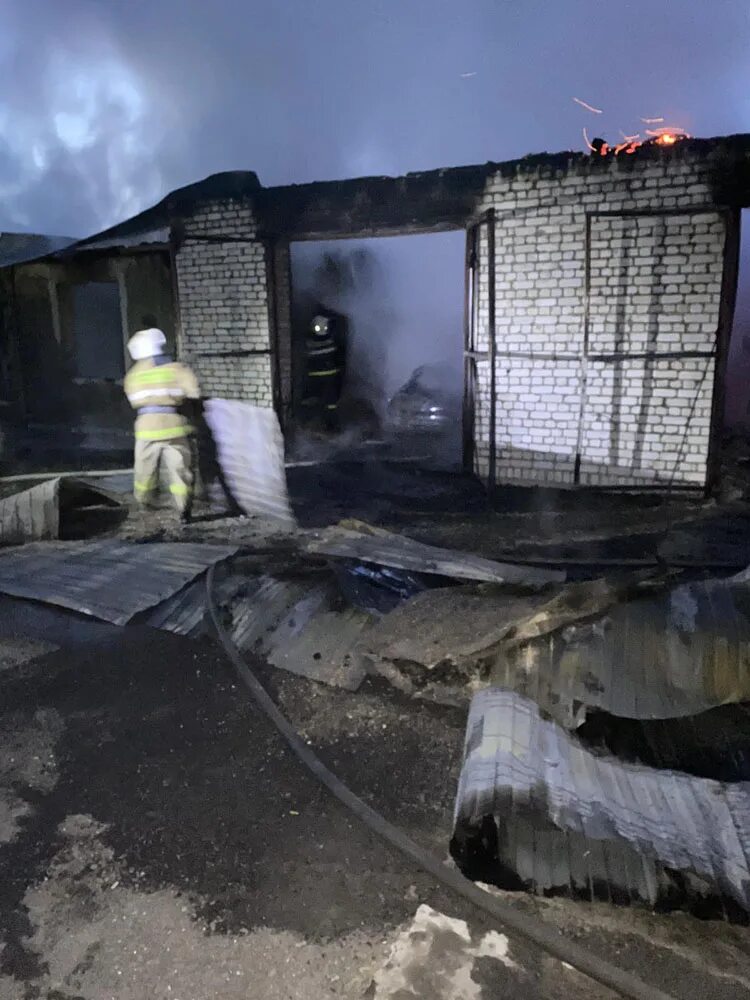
[174,198,274,408]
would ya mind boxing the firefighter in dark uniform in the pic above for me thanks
[304,311,346,431]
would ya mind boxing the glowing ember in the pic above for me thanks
[573,97,603,114]
[645,126,690,146]
[574,98,691,155]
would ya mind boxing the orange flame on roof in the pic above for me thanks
[574,99,691,155]
[645,126,690,146]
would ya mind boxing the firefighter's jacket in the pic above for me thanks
[124,357,200,441]
[305,333,344,392]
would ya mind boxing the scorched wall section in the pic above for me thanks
[473,155,733,489]
[174,199,273,406]
[583,210,724,486]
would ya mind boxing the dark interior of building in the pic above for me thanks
[289,232,465,468]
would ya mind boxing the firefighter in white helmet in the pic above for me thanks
[124,328,200,523]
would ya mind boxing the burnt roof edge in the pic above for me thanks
[6,133,750,267]
[260,133,750,196]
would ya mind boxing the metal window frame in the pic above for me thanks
[464,209,496,484]
[463,225,477,473]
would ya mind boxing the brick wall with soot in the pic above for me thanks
[174,199,273,407]
[472,155,729,489]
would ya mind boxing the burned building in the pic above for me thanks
[2,135,749,489]
[0,227,176,460]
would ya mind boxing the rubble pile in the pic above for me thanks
[2,402,750,919]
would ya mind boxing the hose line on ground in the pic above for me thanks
[206,565,674,1000]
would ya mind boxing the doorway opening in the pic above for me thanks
[288,231,465,469]
[726,210,750,430]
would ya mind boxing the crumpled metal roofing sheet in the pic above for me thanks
[229,576,323,652]
[265,606,370,690]
[0,479,60,545]
[66,227,170,253]
[494,572,750,729]
[454,688,750,910]
[0,540,237,625]
[226,574,369,689]
[144,571,250,637]
[0,478,122,546]
[306,521,564,586]
[0,232,74,268]
[203,399,296,528]
[143,579,207,636]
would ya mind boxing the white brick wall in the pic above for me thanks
[192,353,274,408]
[175,199,273,406]
[580,359,714,485]
[474,154,729,489]
[170,154,730,486]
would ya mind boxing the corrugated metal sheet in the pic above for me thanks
[143,571,241,636]
[69,227,170,252]
[0,233,74,268]
[203,399,296,528]
[0,478,122,546]
[122,568,370,689]
[266,607,370,690]
[0,479,60,545]
[493,574,750,729]
[454,688,750,911]
[0,540,237,625]
[143,579,207,636]
[229,576,322,652]
[306,520,564,586]
[226,574,369,689]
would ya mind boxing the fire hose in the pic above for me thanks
[206,564,675,1000]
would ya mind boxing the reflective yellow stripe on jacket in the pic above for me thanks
[124,358,201,442]
[130,367,178,384]
[134,425,194,441]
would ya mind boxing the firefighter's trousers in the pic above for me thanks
[133,436,193,514]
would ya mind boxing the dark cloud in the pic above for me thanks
[1,1,749,421]
[1,0,748,236]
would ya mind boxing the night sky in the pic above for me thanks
[2,0,747,237]
[2,1,749,416]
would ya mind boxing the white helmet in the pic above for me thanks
[311,315,330,337]
[127,327,167,361]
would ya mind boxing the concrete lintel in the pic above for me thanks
[278,220,467,243]
[255,167,490,241]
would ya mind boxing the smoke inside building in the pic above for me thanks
[290,232,465,464]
